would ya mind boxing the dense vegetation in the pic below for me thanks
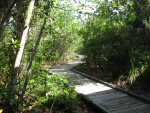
[0,0,82,112]
[78,0,150,93]
[0,0,149,112]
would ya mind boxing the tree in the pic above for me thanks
[0,0,82,112]
[79,0,150,80]
[21,0,53,98]
[7,0,35,97]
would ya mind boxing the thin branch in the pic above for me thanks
[0,0,18,41]
[49,99,55,113]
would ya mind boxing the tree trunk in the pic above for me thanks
[21,3,52,98]
[21,18,47,97]
[7,0,35,95]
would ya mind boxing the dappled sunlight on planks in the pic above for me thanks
[75,83,112,95]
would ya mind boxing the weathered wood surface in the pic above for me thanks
[50,56,150,113]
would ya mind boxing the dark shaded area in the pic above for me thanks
[129,63,150,97]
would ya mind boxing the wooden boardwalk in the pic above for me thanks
[50,57,150,113]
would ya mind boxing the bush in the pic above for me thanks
[25,66,79,112]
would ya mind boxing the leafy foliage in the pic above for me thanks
[26,69,79,112]
[79,0,150,82]
[0,0,82,112]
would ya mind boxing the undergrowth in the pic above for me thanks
[24,71,79,112]
[0,65,80,113]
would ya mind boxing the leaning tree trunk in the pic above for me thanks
[7,0,35,95]
[21,2,52,98]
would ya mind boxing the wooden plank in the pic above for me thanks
[89,91,127,101]
[77,79,91,83]
[142,108,150,113]
[102,99,143,110]
[111,102,146,112]
[75,82,113,95]
[112,103,150,113]
[101,97,139,106]
[98,95,136,104]
[91,95,128,105]
[80,93,110,113]
[86,89,117,97]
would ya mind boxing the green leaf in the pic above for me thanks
[79,11,82,14]
[119,4,124,8]
[81,4,85,7]
[113,2,116,7]
[129,1,134,6]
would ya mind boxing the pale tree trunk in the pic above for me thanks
[7,0,35,95]
[0,0,18,41]
[21,4,52,98]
